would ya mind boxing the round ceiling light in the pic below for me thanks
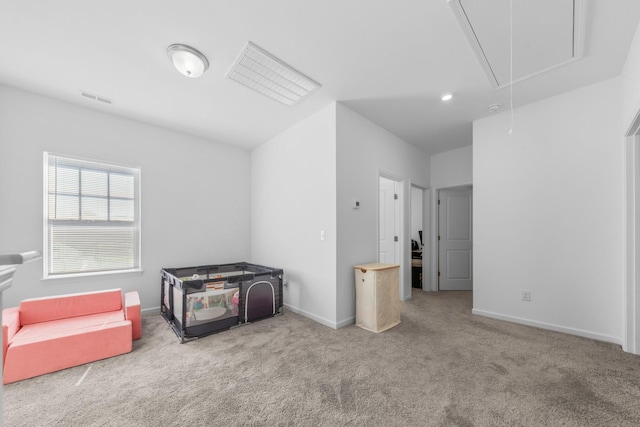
[441,93,453,101]
[167,44,209,78]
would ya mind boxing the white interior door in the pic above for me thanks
[379,177,399,264]
[438,187,473,290]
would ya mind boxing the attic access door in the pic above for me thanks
[438,187,473,290]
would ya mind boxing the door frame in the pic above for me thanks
[410,184,428,291]
[429,183,473,292]
[378,172,408,300]
[624,109,640,355]
[378,175,400,264]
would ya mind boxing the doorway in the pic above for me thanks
[411,185,424,292]
[438,186,473,291]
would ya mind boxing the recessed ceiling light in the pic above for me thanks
[441,93,453,101]
[167,44,209,78]
[226,41,321,106]
[488,103,502,112]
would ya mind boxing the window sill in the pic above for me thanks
[42,268,144,282]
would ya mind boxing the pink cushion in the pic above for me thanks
[2,307,20,364]
[19,289,123,325]
[11,311,125,346]
[125,291,142,340]
[3,321,132,384]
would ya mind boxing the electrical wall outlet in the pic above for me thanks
[521,290,531,302]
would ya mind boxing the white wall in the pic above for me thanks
[430,145,472,189]
[622,20,640,353]
[336,103,430,325]
[252,102,430,328]
[0,86,251,311]
[473,77,624,344]
[251,103,338,327]
[623,21,640,133]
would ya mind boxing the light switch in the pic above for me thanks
[320,230,326,241]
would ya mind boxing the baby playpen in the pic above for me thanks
[161,262,283,343]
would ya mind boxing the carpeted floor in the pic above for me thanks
[4,291,640,426]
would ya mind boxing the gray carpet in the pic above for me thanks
[4,291,640,426]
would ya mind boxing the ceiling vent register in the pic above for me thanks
[226,42,320,106]
[80,91,112,104]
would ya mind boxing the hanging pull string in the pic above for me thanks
[509,0,514,135]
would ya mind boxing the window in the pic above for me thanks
[44,153,141,278]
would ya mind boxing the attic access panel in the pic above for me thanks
[449,0,584,88]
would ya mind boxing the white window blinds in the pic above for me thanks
[44,153,141,277]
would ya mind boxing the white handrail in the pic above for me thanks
[0,250,42,266]
[0,250,41,408]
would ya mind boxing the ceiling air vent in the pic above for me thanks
[226,42,321,106]
[80,91,112,104]
[448,0,585,88]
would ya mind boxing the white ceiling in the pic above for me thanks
[0,0,639,155]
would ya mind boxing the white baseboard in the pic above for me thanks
[147,303,349,330]
[472,308,623,346]
[283,303,339,329]
[336,316,355,329]
[142,306,160,315]
[149,304,344,329]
